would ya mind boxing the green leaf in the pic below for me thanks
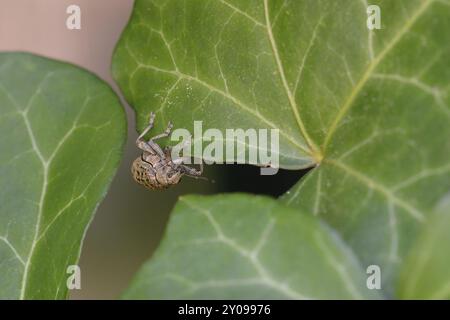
[124,194,380,299]
[0,52,126,299]
[280,0,450,294]
[398,195,450,299]
[112,0,321,168]
[113,0,450,297]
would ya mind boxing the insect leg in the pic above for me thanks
[149,121,173,141]
[169,135,192,165]
[137,112,156,141]
[136,112,156,153]
[180,161,203,177]
[147,121,174,159]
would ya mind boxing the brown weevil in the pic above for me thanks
[132,112,203,190]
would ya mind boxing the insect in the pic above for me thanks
[132,112,204,190]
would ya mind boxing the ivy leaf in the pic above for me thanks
[124,194,380,299]
[280,0,450,294]
[112,0,320,168]
[398,195,450,299]
[113,0,449,297]
[0,52,126,299]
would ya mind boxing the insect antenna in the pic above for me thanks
[185,174,215,183]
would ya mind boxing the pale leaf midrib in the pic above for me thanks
[0,77,50,299]
[18,77,91,299]
[180,198,310,299]
[325,159,426,222]
[263,0,320,160]
[322,0,434,153]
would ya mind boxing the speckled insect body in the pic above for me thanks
[132,112,203,190]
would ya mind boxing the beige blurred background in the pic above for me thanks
[0,0,303,299]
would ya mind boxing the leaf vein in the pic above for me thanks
[322,0,434,152]
[326,159,426,222]
[263,0,319,158]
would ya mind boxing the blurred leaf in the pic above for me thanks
[113,0,450,298]
[124,194,381,299]
[398,195,450,299]
[0,53,126,299]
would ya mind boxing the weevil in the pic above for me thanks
[132,112,203,190]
